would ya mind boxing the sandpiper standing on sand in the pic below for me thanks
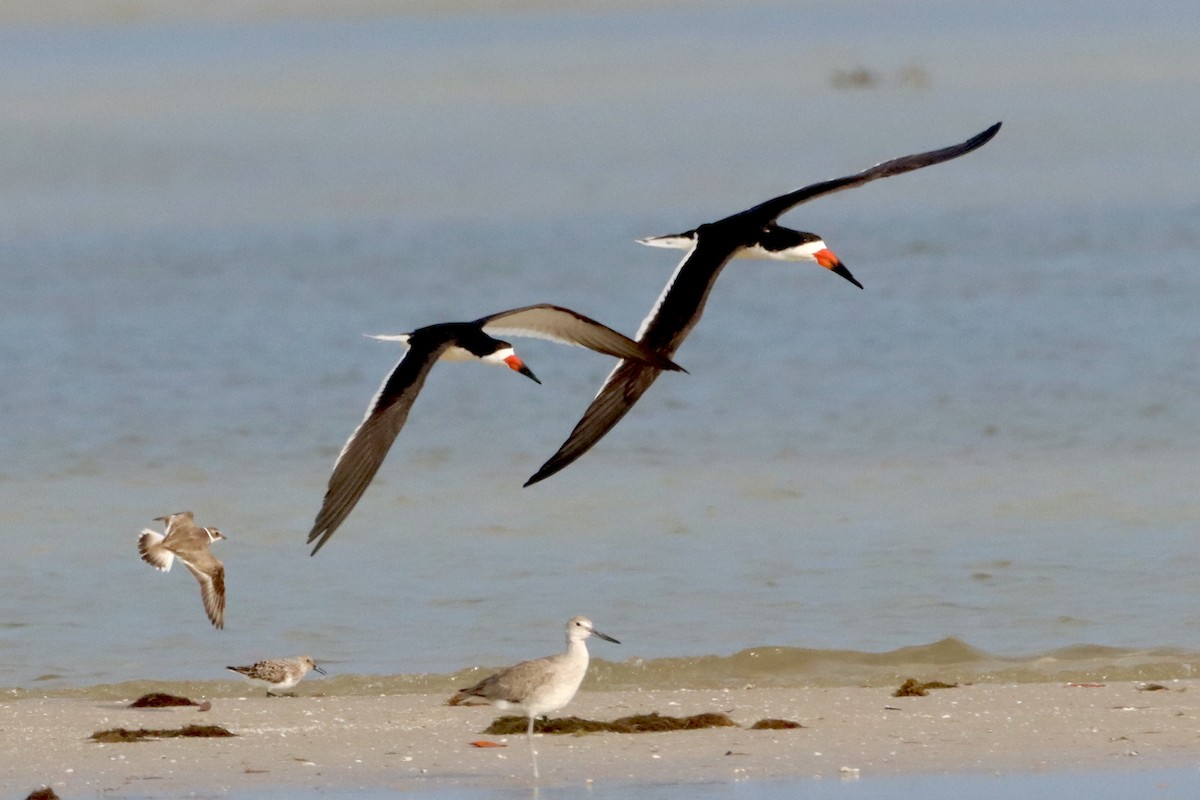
[227,656,326,696]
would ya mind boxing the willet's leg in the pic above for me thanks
[526,714,539,781]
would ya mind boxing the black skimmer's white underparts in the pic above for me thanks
[307,304,683,555]
[138,511,227,629]
[524,122,1002,487]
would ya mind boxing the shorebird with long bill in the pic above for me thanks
[449,616,620,780]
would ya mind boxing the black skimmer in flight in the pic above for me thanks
[524,122,1001,487]
[307,304,683,554]
[138,511,227,629]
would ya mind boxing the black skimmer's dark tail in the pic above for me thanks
[524,122,1001,487]
[307,304,682,555]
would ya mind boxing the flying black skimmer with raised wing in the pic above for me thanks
[523,122,1001,487]
[306,304,683,554]
[138,511,227,629]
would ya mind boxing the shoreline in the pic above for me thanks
[5,680,1200,796]
[10,635,1200,700]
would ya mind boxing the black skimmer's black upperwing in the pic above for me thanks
[522,241,732,488]
[477,304,685,372]
[307,335,450,555]
[523,122,1002,488]
[732,122,1002,226]
[307,305,682,555]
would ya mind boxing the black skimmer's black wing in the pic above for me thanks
[478,304,685,372]
[307,336,450,555]
[731,122,1001,226]
[524,123,1001,487]
[307,305,683,554]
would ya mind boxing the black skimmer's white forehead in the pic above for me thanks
[137,511,227,629]
[524,122,1001,487]
[306,304,684,555]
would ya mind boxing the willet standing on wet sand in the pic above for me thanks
[449,616,620,780]
[227,656,326,696]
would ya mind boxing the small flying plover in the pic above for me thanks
[137,511,226,629]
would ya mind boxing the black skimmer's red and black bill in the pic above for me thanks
[306,304,683,555]
[524,122,1001,487]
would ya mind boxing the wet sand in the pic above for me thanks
[5,680,1199,795]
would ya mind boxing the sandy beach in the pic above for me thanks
[5,680,1199,796]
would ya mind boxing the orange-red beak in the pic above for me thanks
[505,354,541,384]
[815,247,862,289]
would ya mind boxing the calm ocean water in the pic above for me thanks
[1,0,1198,694]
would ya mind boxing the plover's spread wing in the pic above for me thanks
[156,511,195,537]
[479,304,683,372]
[178,554,225,629]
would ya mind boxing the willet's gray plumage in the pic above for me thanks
[449,615,620,780]
[137,511,226,629]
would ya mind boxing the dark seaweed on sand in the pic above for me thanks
[893,678,959,697]
[484,711,738,735]
[129,692,199,708]
[750,718,804,729]
[90,724,235,743]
